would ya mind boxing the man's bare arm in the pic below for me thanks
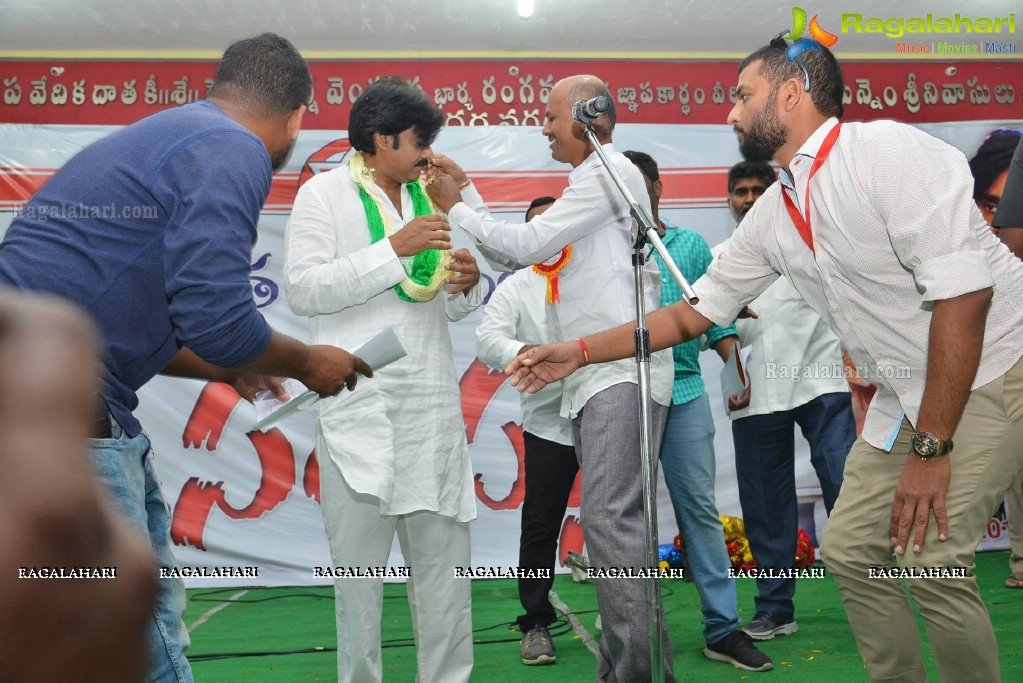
[889,287,992,555]
[163,331,373,398]
[507,301,716,392]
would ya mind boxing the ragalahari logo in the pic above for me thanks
[782,7,839,90]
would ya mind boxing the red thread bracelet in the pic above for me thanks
[576,338,590,366]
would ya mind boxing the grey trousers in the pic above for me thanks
[573,382,675,683]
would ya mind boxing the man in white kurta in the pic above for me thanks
[283,76,483,683]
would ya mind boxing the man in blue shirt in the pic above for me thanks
[0,34,371,683]
[624,150,772,673]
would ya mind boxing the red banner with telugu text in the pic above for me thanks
[1,59,1021,127]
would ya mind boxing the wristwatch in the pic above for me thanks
[911,431,953,459]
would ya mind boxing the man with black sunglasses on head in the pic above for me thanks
[507,40,1023,683]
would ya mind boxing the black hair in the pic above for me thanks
[526,196,557,219]
[567,79,617,138]
[207,33,311,118]
[739,40,844,119]
[348,76,444,155]
[622,150,659,182]
[728,160,777,193]
[969,128,1023,199]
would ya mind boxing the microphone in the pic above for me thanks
[572,96,611,125]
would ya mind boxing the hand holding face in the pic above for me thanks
[427,153,468,185]
[425,173,463,214]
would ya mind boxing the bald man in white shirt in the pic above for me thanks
[429,75,677,683]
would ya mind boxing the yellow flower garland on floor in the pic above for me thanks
[350,151,451,303]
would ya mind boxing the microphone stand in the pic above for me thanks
[579,122,698,683]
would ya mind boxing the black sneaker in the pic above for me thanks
[742,612,799,640]
[520,625,556,665]
[703,630,773,672]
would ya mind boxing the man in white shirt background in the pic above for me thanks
[505,41,1023,682]
[429,74,677,683]
[720,160,855,641]
[475,196,579,667]
[283,76,484,683]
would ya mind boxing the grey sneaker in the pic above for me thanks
[564,551,592,583]
[703,630,774,672]
[520,625,556,665]
[742,613,799,641]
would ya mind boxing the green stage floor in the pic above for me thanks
[184,550,1021,681]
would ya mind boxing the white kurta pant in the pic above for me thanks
[319,454,473,683]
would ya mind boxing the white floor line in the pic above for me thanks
[549,589,600,657]
[188,589,249,633]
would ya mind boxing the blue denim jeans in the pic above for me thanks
[88,416,193,683]
[732,391,855,621]
[659,392,740,645]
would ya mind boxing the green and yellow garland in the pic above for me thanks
[350,151,451,303]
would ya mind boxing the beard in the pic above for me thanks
[269,139,297,173]
[735,101,788,163]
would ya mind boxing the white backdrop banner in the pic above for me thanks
[0,119,1018,586]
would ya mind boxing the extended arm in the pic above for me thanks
[508,300,716,392]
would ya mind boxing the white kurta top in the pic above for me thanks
[283,165,482,522]
[476,268,574,446]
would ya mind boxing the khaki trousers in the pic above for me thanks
[1005,471,1023,576]
[821,356,1023,682]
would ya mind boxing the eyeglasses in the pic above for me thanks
[771,31,816,92]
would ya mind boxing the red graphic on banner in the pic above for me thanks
[460,358,586,558]
[472,422,527,511]
[558,515,585,565]
[303,450,320,503]
[171,428,296,550]
[181,382,239,451]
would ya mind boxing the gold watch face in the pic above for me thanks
[912,432,939,457]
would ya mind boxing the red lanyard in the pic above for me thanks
[782,123,842,256]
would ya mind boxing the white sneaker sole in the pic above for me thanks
[742,621,799,641]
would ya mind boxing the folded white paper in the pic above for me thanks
[719,339,751,415]
[251,327,407,430]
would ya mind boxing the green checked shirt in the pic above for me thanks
[652,220,738,405]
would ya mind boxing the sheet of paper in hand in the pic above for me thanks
[719,338,751,415]
[251,327,407,430]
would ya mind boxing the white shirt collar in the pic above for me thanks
[780,117,840,189]
[570,142,617,183]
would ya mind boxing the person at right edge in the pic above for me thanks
[505,39,1023,683]
[990,132,1023,591]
